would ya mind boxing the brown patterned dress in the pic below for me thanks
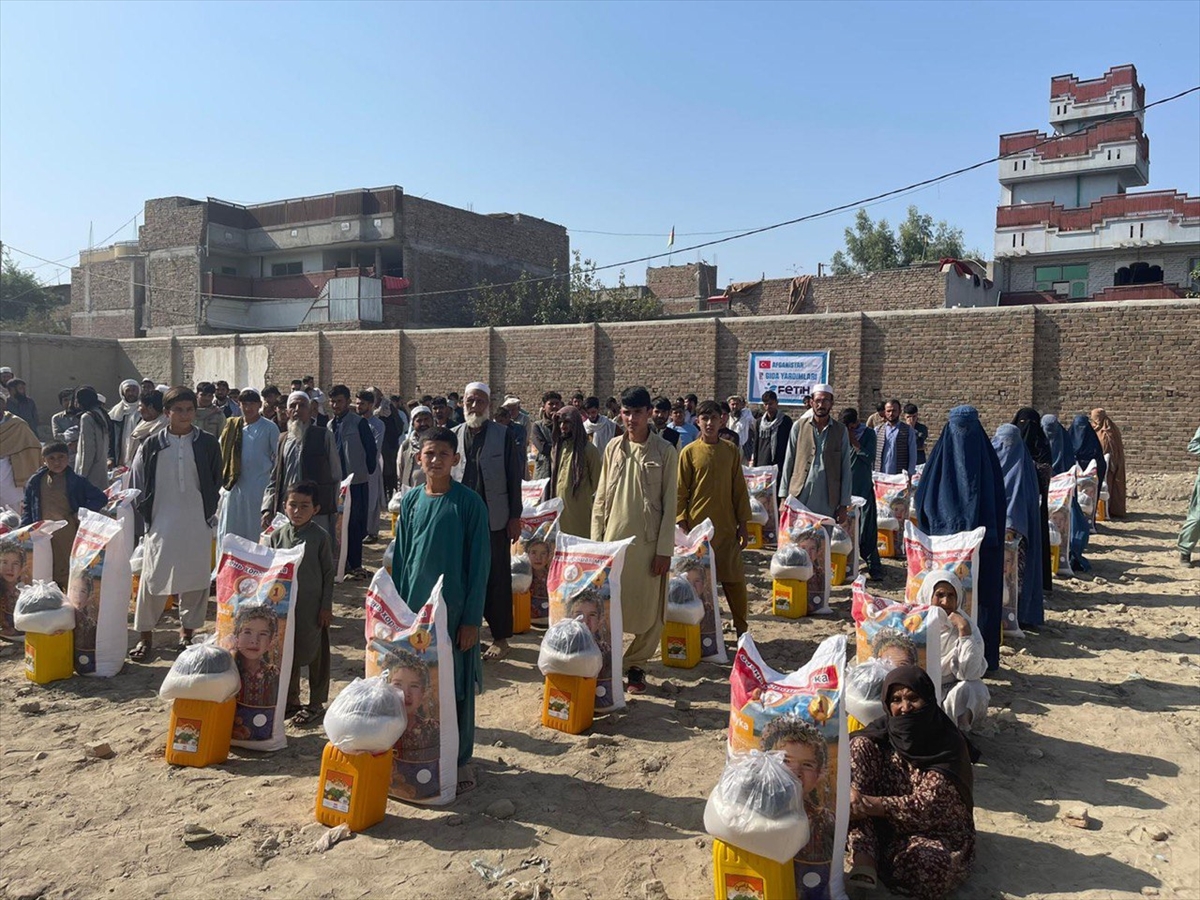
[848,736,975,900]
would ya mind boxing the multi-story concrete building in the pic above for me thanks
[993,65,1199,304]
[70,186,568,337]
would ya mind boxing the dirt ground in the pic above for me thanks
[1,476,1197,900]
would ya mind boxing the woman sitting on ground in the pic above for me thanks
[847,665,975,900]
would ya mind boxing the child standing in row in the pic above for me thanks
[269,481,335,726]
[21,441,108,588]
[676,400,752,637]
[391,427,490,795]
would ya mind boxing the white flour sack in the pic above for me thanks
[521,479,549,507]
[214,535,305,752]
[364,570,458,806]
[547,532,634,712]
[727,632,850,899]
[672,520,727,663]
[903,522,985,620]
[1,520,66,587]
[69,508,134,677]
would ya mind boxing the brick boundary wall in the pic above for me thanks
[4,299,1197,471]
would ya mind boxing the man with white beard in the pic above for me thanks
[107,379,142,466]
[453,382,522,661]
[262,391,342,540]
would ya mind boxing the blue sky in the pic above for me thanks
[2,0,1197,288]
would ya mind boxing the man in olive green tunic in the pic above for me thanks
[677,400,753,636]
[591,387,678,694]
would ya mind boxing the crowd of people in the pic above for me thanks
[1,361,1194,900]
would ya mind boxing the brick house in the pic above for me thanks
[70,187,568,337]
[992,65,1200,304]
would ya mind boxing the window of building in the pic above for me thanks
[1035,264,1088,299]
[1189,258,1200,289]
[220,266,238,276]
[270,261,303,277]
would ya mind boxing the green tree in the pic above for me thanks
[831,206,982,275]
[473,251,661,327]
[0,250,69,334]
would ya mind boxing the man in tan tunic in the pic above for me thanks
[592,386,678,694]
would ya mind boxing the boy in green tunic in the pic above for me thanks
[677,400,752,636]
[391,427,490,795]
[269,481,335,726]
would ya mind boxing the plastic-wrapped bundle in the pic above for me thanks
[130,542,143,574]
[665,575,705,626]
[1048,523,1062,547]
[511,554,533,593]
[13,581,75,634]
[0,509,20,532]
[703,750,810,864]
[324,674,408,754]
[844,659,888,726]
[769,545,813,582]
[387,491,404,514]
[829,526,852,556]
[383,539,396,577]
[748,497,769,526]
[537,617,603,678]
[158,640,241,703]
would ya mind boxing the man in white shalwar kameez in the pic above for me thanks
[217,389,278,545]
[128,387,222,661]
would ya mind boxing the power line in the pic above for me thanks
[6,83,1197,306]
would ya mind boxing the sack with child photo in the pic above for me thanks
[778,498,834,614]
[214,535,304,752]
[903,522,986,620]
[364,569,458,806]
[728,632,850,900]
[742,465,780,543]
[334,474,353,582]
[547,532,634,713]
[69,508,134,677]
[672,519,728,663]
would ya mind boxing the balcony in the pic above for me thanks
[206,187,402,231]
[998,118,1149,188]
[996,191,1199,232]
[1049,65,1145,129]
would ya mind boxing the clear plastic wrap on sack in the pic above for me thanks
[748,497,769,526]
[0,510,20,531]
[13,581,75,634]
[844,659,889,726]
[665,575,705,626]
[537,616,603,679]
[703,750,810,864]
[324,674,408,754]
[829,526,852,556]
[158,639,241,704]
[129,542,143,574]
[769,545,813,582]
[387,491,405,514]
[511,554,533,594]
[1048,523,1062,547]
[383,539,395,576]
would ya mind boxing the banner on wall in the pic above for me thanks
[746,351,829,404]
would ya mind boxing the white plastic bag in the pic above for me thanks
[334,475,354,582]
[829,526,852,557]
[748,497,769,526]
[844,659,889,726]
[13,581,75,635]
[665,575,705,626]
[159,639,241,704]
[537,617,603,679]
[672,520,727,663]
[769,544,813,582]
[324,674,408,755]
[511,554,533,593]
[703,750,810,864]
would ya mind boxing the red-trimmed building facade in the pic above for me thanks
[993,65,1199,304]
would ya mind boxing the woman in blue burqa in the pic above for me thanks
[915,406,1007,672]
[992,424,1044,629]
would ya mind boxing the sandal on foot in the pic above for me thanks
[284,705,304,721]
[293,706,323,726]
[482,642,510,661]
[456,764,477,795]
[129,641,153,662]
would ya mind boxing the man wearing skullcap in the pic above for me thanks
[779,384,852,524]
[108,379,143,466]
